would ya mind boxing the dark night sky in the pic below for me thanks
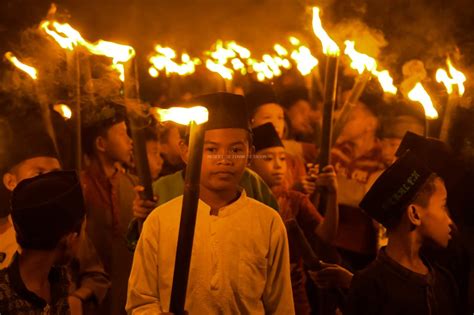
[1,0,474,98]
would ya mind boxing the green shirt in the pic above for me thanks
[152,168,279,211]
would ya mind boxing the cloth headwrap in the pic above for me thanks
[252,123,284,152]
[359,150,434,227]
[11,170,85,250]
[81,100,127,155]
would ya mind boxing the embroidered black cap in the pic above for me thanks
[359,150,434,227]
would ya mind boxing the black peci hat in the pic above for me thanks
[192,92,250,132]
[359,150,434,227]
[252,123,284,152]
[11,170,85,250]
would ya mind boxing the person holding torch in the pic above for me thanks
[127,93,294,314]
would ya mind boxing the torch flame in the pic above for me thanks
[148,45,200,77]
[40,21,84,51]
[153,106,209,125]
[436,58,466,96]
[408,83,438,120]
[312,7,340,56]
[205,40,239,79]
[4,52,38,80]
[53,104,72,119]
[344,41,397,94]
[41,20,135,82]
[290,44,318,76]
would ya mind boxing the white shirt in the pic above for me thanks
[126,190,295,314]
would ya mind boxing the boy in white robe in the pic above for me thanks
[126,92,294,314]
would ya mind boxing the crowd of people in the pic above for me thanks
[0,77,471,315]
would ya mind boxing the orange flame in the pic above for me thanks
[4,52,38,80]
[148,45,200,77]
[436,58,466,96]
[344,40,397,94]
[205,40,239,79]
[408,83,438,119]
[312,7,340,56]
[152,106,209,125]
[40,21,84,51]
[289,38,318,76]
[53,104,72,119]
[41,20,135,81]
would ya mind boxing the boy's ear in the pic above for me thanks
[3,173,17,192]
[407,204,422,227]
[95,136,107,153]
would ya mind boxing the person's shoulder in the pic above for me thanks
[148,195,184,221]
[245,196,282,220]
[351,258,385,289]
[155,170,183,184]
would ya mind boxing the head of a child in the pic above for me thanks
[246,83,285,138]
[361,152,452,249]
[280,86,314,139]
[11,171,85,265]
[182,93,251,195]
[1,127,61,219]
[249,123,286,188]
[144,124,163,181]
[159,121,185,167]
[82,101,133,166]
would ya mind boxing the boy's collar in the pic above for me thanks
[200,188,248,217]
[378,247,434,286]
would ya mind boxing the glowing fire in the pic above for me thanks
[41,20,135,81]
[148,45,200,77]
[408,83,438,120]
[312,7,340,56]
[205,40,238,79]
[344,41,397,94]
[152,106,209,125]
[40,21,84,51]
[53,104,72,119]
[436,58,466,96]
[4,52,38,80]
[289,43,318,76]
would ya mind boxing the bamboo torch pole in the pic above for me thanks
[169,120,206,315]
[124,59,154,201]
[331,70,371,145]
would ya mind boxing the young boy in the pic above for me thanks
[249,122,339,314]
[127,92,294,314]
[81,100,136,314]
[347,150,459,314]
[245,84,315,195]
[0,171,85,314]
[0,103,109,313]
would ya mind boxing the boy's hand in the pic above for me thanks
[133,185,158,219]
[308,261,353,289]
[315,165,338,194]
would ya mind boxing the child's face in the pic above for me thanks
[251,104,285,138]
[251,147,287,188]
[418,178,453,248]
[146,140,163,181]
[103,122,133,165]
[3,157,61,191]
[381,137,402,165]
[200,128,249,194]
[287,100,313,137]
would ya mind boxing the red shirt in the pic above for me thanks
[273,185,323,315]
